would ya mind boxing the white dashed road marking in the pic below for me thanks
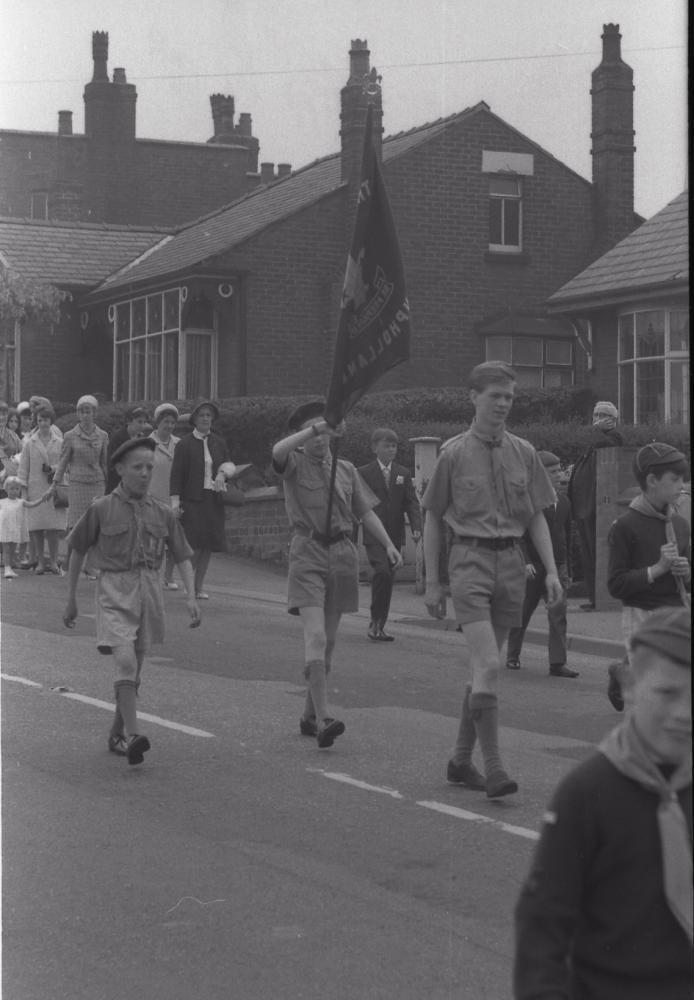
[312,770,404,799]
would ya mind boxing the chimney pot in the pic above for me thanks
[601,23,623,63]
[92,30,109,82]
[277,163,292,179]
[58,110,73,136]
[113,67,127,84]
[238,112,252,137]
[210,93,235,142]
[260,162,275,183]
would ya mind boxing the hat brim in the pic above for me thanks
[189,401,220,424]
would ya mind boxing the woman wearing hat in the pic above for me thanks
[170,401,235,599]
[46,395,109,577]
[17,404,66,573]
[15,401,33,441]
[106,406,151,493]
[150,403,181,589]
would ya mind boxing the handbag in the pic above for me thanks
[53,483,69,508]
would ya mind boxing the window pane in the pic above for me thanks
[163,333,179,399]
[636,360,664,424]
[485,336,512,363]
[185,334,211,398]
[132,298,146,337]
[635,311,664,358]
[669,360,689,424]
[543,368,573,388]
[6,347,16,401]
[116,304,130,342]
[131,339,146,401]
[618,314,634,360]
[146,336,162,400]
[514,367,542,388]
[619,365,634,424]
[545,340,572,365]
[164,290,179,330]
[147,295,162,334]
[512,337,542,366]
[489,199,502,244]
[669,310,689,352]
[489,177,520,197]
[503,199,520,246]
[116,343,130,401]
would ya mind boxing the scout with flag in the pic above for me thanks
[272,74,408,748]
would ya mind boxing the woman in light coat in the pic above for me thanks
[149,402,181,589]
[17,405,67,573]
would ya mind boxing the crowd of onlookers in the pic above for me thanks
[0,395,232,599]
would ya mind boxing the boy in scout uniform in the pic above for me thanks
[63,437,200,766]
[272,401,402,749]
[422,362,562,797]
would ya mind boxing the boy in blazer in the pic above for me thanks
[358,428,422,641]
[506,451,577,677]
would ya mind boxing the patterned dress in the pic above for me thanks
[54,424,109,529]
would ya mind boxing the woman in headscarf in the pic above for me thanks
[170,401,235,600]
[567,401,623,610]
[149,402,181,590]
[17,404,67,573]
[46,394,109,578]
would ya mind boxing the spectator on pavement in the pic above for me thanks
[514,608,692,1000]
[567,400,622,610]
[17,404,66,574]
[149,403,181,590]
[107,406,150,492]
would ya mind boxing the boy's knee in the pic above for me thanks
[112,644,138,680]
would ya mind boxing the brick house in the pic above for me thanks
[0,31,267,227]
[2,25,644,407]
[547,190,689,425]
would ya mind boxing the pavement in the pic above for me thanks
[197,553,626,662]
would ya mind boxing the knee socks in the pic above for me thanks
[469,691,504,776]
[113,679,138,735]
[304,659,328,726]
[452,683,477,765]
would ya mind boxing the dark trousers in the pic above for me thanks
[576,514,596,604]
[365,543,395,624]
[507,571,568,667]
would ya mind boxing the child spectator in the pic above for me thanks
[0,476,45,578]
[357,427,421,641]
[506,450,577,677]
[272,400,402,748]
[607,442,690,709]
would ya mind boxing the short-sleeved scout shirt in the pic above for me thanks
[421,425,555,537]
[274,450,377,534]
[67,484,192,571]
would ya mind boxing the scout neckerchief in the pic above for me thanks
[600,717,693,942]
[629,494,690,608]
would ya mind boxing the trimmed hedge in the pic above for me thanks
[54,389,690,478]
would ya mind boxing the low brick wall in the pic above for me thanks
[223,486,418,579]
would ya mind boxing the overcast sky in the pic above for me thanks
[0,0,687,219]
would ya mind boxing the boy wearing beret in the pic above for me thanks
[514,608,693,1000]
[63,438,200,765]
[607,442,690,709]
[272,401,402,748]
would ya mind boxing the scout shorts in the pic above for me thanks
[448,541,526,629]
[287,535,359,616]
[96,568,164,654]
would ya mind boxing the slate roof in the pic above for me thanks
[548,191,689,310]
[90,104,488,296]
[0,218,167,287]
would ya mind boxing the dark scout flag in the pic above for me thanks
[324,103,411,427]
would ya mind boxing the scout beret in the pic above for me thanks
[634,442,687,476]
[153,403,179,425]
[630,607,690,667]
[189,400,220,424]
[287,399,326,432]
[110,436,156,466]
[537,450,560,467]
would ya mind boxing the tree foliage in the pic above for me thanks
[0,266,69,326]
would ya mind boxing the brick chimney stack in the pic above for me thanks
[340,39,383,187]
[84,31,137,142]
[209,94,236,143]
[591,23,635,251]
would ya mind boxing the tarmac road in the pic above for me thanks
[1,558,622,1000]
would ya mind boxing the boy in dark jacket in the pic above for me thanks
[358,428,422,641]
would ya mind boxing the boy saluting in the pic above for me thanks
[63,437,200,766]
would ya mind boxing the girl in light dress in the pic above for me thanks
[0,476,46,579]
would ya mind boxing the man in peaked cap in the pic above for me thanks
[514,607,692,1000]
[63,436,200,767]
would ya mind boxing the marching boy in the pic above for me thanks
[63,437,200,765]
[358,427,421,641]
[272,401,402,748]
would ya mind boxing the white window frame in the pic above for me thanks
[617,306,689,424]
[484,334,573,388]
[488,176,522,253]
[4,319,21,400]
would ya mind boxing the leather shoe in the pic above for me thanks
[549,665,579,678]
[317,719,345,748]
[607,660,626,712]
[446,760,486,790]
[486,769,518,798]
[367,620,379,641]
[505,658,521,670]
[376,625,394,642]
